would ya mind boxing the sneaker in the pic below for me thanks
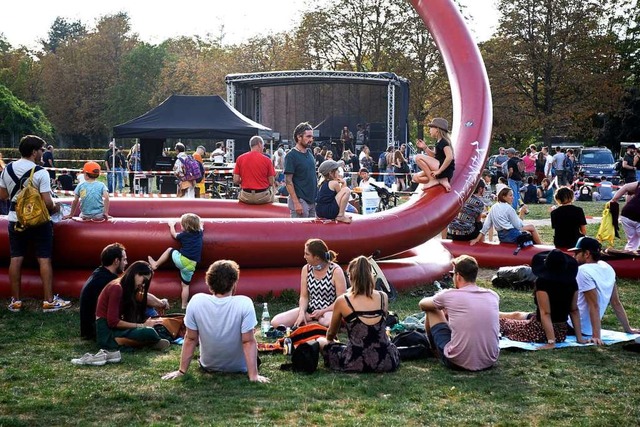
[8,298,22,312]
[71,352,107,366]
[43,295,72,312]
[96,349,121,363]
[152,339,171,351]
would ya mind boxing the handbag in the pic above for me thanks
[152,314,186,340]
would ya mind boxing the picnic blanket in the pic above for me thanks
[499,330,640,351]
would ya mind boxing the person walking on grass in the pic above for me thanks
[148,213,203,309]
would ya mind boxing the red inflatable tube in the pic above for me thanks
[0,0,492,269]
[441,239,640,279]
[0,240,452,299]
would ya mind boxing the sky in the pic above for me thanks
[0,0,499,50]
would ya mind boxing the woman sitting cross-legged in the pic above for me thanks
[499,250,589,349]
[317,256,400,373]
[470,187,542,246]
[271,239,347,328]
[95,261,168,351]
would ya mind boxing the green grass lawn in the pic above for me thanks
[2,276,640,426]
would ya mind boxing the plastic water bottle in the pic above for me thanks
[260,302,270,337]
[283,327,292,355]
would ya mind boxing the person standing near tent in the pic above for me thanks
[234,136,276,205]
[193,145,207,198]
[284,122,317,218]
[173,143,195,198]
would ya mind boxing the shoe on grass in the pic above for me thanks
[8,298,22,312]
[152,339,171,351]
[43,295,72,312]
[96,349,121,363]
[71,352,107,366]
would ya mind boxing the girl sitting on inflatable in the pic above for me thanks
[470,187,542,246]
[412,118,455,192]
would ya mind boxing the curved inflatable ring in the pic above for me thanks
[0,0,492,270]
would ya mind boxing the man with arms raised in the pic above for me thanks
[284,122,317,218]
[234,136,276,205]
[162,260,269,383]
[419,255,500,371]
[0,135,69,313]
[568,237,640,344]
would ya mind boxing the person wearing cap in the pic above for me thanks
[284,122,318,218]
[316,159,352,223]
[64,161,110,220]
[499,250,588,349]
[611,180,640,251]
[621,144,637,183]
[568,237,640,344]
[412,117,455,192]
[233,136,276,205]
[419,255,499,371]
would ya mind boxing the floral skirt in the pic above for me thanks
[499,314,568,343]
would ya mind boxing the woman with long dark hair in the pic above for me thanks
[95,261,167,350]
[318,256,400,372]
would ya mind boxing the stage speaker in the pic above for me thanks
[158,176,178,194]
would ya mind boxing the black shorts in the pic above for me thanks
[8,221,53,258]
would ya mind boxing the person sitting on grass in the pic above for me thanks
[162,260,269,383]
[419,255,500,371]
[95,261,168,351]
[315,159,352,223]
[537,178,554,204]
[148,213,203,310]
[470,188,542,246]
[499,249,588,349]
[550,187,587,249]
[318,256,400,373]
[63,161,109,221]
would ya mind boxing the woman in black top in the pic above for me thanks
[412,117,455,192]
[550,187,587,249]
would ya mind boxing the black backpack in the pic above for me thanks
[392,331,432,360]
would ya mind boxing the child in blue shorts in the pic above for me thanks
[148,213,203,309]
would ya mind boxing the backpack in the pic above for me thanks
[563,156,573,171]
[196,161,205,183]
[392,330,433,360]
[178,155,203,182]
[6,165,50,231]
[578,185,592,201]
[513,231,535,255]
[289,324,328,347]
[491,265,536,290]
[378,152,387,171]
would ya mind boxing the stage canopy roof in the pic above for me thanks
[112,95,271,140]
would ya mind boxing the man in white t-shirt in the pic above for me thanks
[542,146,554,180]
[419,255,500,371]
[162,260,269,382]
[568,237,639,345]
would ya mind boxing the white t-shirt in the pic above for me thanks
[569,261,616,336]
[0,158,51,223]
[185,293,257,372]
[544,154,554,175]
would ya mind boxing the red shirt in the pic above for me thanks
[233,151,275,190]
[96,281,123,328]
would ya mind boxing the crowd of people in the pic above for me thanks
[1,129,639,381]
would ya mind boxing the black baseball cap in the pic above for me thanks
[568,237,601,254]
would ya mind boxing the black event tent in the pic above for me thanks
[112,94,271,139]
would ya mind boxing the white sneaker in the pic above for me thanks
[96,349,121,363]
[71,352,107,366]
[43,295,72,313]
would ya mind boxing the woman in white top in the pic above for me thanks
[470,188,542,245]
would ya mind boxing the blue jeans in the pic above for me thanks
[508,179,522,210]
[107,168,124,193]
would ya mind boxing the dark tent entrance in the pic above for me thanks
[113,95,272,171]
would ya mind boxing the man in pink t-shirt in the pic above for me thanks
[419,255,500,371]
[233,136,276,205]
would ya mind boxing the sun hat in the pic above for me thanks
[318,159,340,176]
[568,236,602,254]
[531,249,578,281]
[83,161,101,174]
[426,118,449,132]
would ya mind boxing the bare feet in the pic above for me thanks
[147,256,158,270]
[422,181,439,191]
[335,215,352,224]
[441,180,452,192]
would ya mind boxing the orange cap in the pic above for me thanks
[83,161,101,174]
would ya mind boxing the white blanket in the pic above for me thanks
[499,329,640,350]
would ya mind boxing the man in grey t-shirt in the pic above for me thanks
[162,260,269,383]
[284,122,317,218]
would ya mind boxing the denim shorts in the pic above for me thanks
[497,228,522,243]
